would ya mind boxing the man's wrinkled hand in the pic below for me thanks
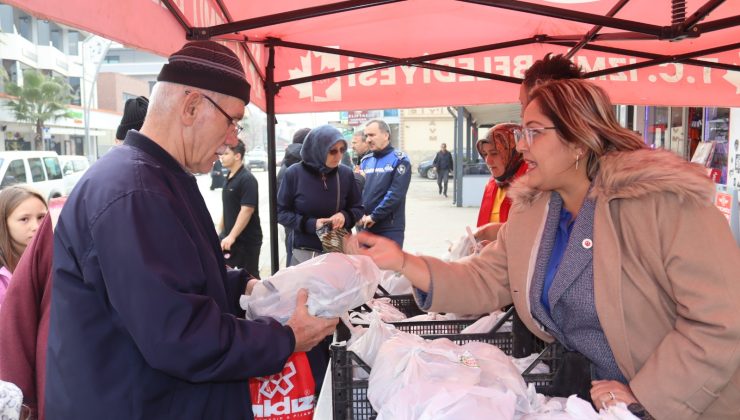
[286,289,338,353]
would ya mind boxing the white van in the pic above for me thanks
[0,151,66,201]
[59,155,91,195]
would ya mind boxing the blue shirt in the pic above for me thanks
[541,206,574,313]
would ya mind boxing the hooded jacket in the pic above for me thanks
[417,149,740,419]
[277,125,363,251]
[277,143,303,187]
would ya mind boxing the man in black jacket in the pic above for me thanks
[433,142,453,197]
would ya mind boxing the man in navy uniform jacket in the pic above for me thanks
[359,119,411,247]
[46,41,337,420]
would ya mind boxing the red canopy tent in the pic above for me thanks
[8,0,739,271]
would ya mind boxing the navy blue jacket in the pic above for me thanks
[47,132,295,420]
[360,145,411,233]
[277,125,363,251]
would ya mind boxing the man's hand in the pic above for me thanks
[359,215,375,229]
[221,235,235,251]
[244,278,260,295]
[328,212,345,230]
[286,289,339,352]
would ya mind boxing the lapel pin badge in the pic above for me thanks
[582,238,593,249]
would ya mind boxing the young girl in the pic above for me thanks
[0,186,48,308]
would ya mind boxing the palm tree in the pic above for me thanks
[5,69,73,150]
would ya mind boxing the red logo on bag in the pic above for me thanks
[250,352,315,419]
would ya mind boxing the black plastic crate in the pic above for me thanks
[390,319,477,335]
[331,337,559,420]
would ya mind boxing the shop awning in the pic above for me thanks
[8,0,740,110]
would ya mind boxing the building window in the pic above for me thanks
[69,77,81,106]
[50,24,64,51]
[17,14,33,42]
[68,31,80,55]
[104,55,120,64]
[122,92,137,103]
[644,107,669,149]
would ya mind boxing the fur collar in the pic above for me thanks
[508,148,715,210]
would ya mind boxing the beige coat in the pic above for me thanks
[422,149,740,419]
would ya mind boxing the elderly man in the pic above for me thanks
[46,41,337,419]
[359,119,411,247]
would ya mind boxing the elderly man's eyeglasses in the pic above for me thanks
[185,90,244,135]
[515,127,557,147]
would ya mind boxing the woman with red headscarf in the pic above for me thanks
[474,123,528,242]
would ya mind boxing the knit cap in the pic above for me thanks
[157,41,251,103]
[116,96,149,140]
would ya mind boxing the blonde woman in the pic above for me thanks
[349,79,740,419]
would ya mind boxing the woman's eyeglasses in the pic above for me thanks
[515,127,557,147]
[328,147,347,156]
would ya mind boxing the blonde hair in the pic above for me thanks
[528,79,646,180]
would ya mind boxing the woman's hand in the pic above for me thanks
[590,380,638,410]
[344,231,404,271]
[328,212,345,230]
[474,222,502,243]
[316,218,330,229]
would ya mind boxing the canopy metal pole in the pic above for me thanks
[265,45,279,275]
[455,107,464,208]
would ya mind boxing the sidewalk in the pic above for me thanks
[196,170,479,277]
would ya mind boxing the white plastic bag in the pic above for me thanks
[512,353,551,375]
[379,270,413,295]
[460,310,511,334]
[347,314,399,379]
[378,381,517,420]
[443,226,480,261]
[240,253,381,324]
[368,336,482,410]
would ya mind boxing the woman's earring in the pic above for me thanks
[575,154,580,170]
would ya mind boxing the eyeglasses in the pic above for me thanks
[515,127,558,148]
[328,147,347,156]
[185,90,244,135]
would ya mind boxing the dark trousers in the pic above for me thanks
[437,169,450,195]
[225,242,261,279]
[284,228,293,267]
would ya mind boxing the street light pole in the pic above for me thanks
[81,35,111,162]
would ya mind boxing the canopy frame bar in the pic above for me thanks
[189,0,405,39]
[679,0,726,32]
[270,37,533,88]
[160,0,193,34]
[583,41,740,78]
[546,39,740,72]
[458,0,672,38]
[565,0,632,59]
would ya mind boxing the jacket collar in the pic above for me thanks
[508,148,714,211]
[123,130,190,175]
[372,144,394,158]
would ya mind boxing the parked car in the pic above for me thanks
[417,158,489,179]
[58,155,91,195]
[244,149,268,171]
[0,151,66,201]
